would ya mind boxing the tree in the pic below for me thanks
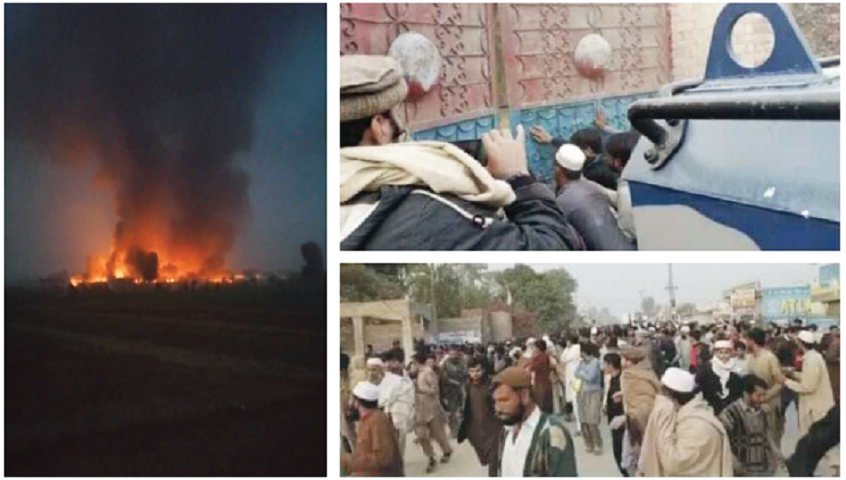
[340,264,405,301]
[641,296,657,317]
[497,265,578,334]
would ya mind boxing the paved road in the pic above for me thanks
[403,404,839,477]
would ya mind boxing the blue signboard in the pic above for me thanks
[762,286,812,319]
[819,264,839,287]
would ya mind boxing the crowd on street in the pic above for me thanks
[341,319,840,477]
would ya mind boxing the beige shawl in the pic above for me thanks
[340,142,516,208]
[785,349,835,435]
[638,395,733,477]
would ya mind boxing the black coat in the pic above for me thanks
[341,178,584,250]
[583,154,621,190]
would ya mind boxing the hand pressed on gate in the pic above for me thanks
[482,126,530,180]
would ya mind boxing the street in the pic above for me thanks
[403,404,838,477]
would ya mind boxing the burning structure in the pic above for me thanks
[7,5,283,287]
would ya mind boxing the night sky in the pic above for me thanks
[5,4,326,282]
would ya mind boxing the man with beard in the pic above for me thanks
[458,356,503,476]
[719,374,783,476]
[746,328,786,447]
[377,353,416,463]
[440,345,467,440]
[341,382,404,477]
[639,368,733,476]
[413,353,453,473]
[340,55,583,251]
[491,367,577,476]
[528,339,554,414]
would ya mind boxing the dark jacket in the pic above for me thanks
[341,177,584,250]
[583,154,620,190]
[555,180,634,251]
[552,136,620,189]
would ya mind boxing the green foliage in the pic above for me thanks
[497,264,578,334]
[340,264,495,317]
[339,264,405,302]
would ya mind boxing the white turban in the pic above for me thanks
[353,381,380,402]
[662,367,696,393]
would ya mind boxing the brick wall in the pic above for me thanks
[669,3,840,81]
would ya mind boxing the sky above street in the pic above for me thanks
[5,4,326,282]
[489,264,821,318]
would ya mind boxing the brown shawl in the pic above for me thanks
[621,359,661,437]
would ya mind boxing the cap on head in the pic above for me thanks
[661,367,696,393]
[555,144,586,171]
[366,357,384,367]
[620,345,647,361]
[798,330,816,344]
[353,381,381,402]
[714,340,733,350]
[340,55,408,123]
[493,367,533,389]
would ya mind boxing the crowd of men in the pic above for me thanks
[341,320,840,477]
[341,55,640,251]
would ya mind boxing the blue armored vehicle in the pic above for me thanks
[623,3,839,250]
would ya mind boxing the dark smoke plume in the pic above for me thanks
[6,5,279,275]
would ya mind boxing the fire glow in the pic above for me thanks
[68,248,235,287]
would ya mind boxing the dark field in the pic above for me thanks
[5,285,326,476]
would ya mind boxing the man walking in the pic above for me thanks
[746,328,786,446]
[440,345,467,440]
[780,330,836,473]
[378,353,416,462]
[458,356,503,476]
[413,353,453,473]
[491,367,577,476]
[719,374,783,476]
[638,368,733,476]
[341,382,404,476]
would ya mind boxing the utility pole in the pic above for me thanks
[429,264,438,342]
[666,264,678,322]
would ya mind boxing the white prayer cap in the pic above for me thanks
[526,337,536,345]
[714,340,733,350]
[353,381,380,402]
[798,331,817,344]
[591,327,598,335]
[488,345,496,353]
[510,347,522,357]
[555,144,586,171]
[681,326,690,333]
[661,367,696,393]
[366,357,383,367]
[543,334,551,342]
[648,327,656,333]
